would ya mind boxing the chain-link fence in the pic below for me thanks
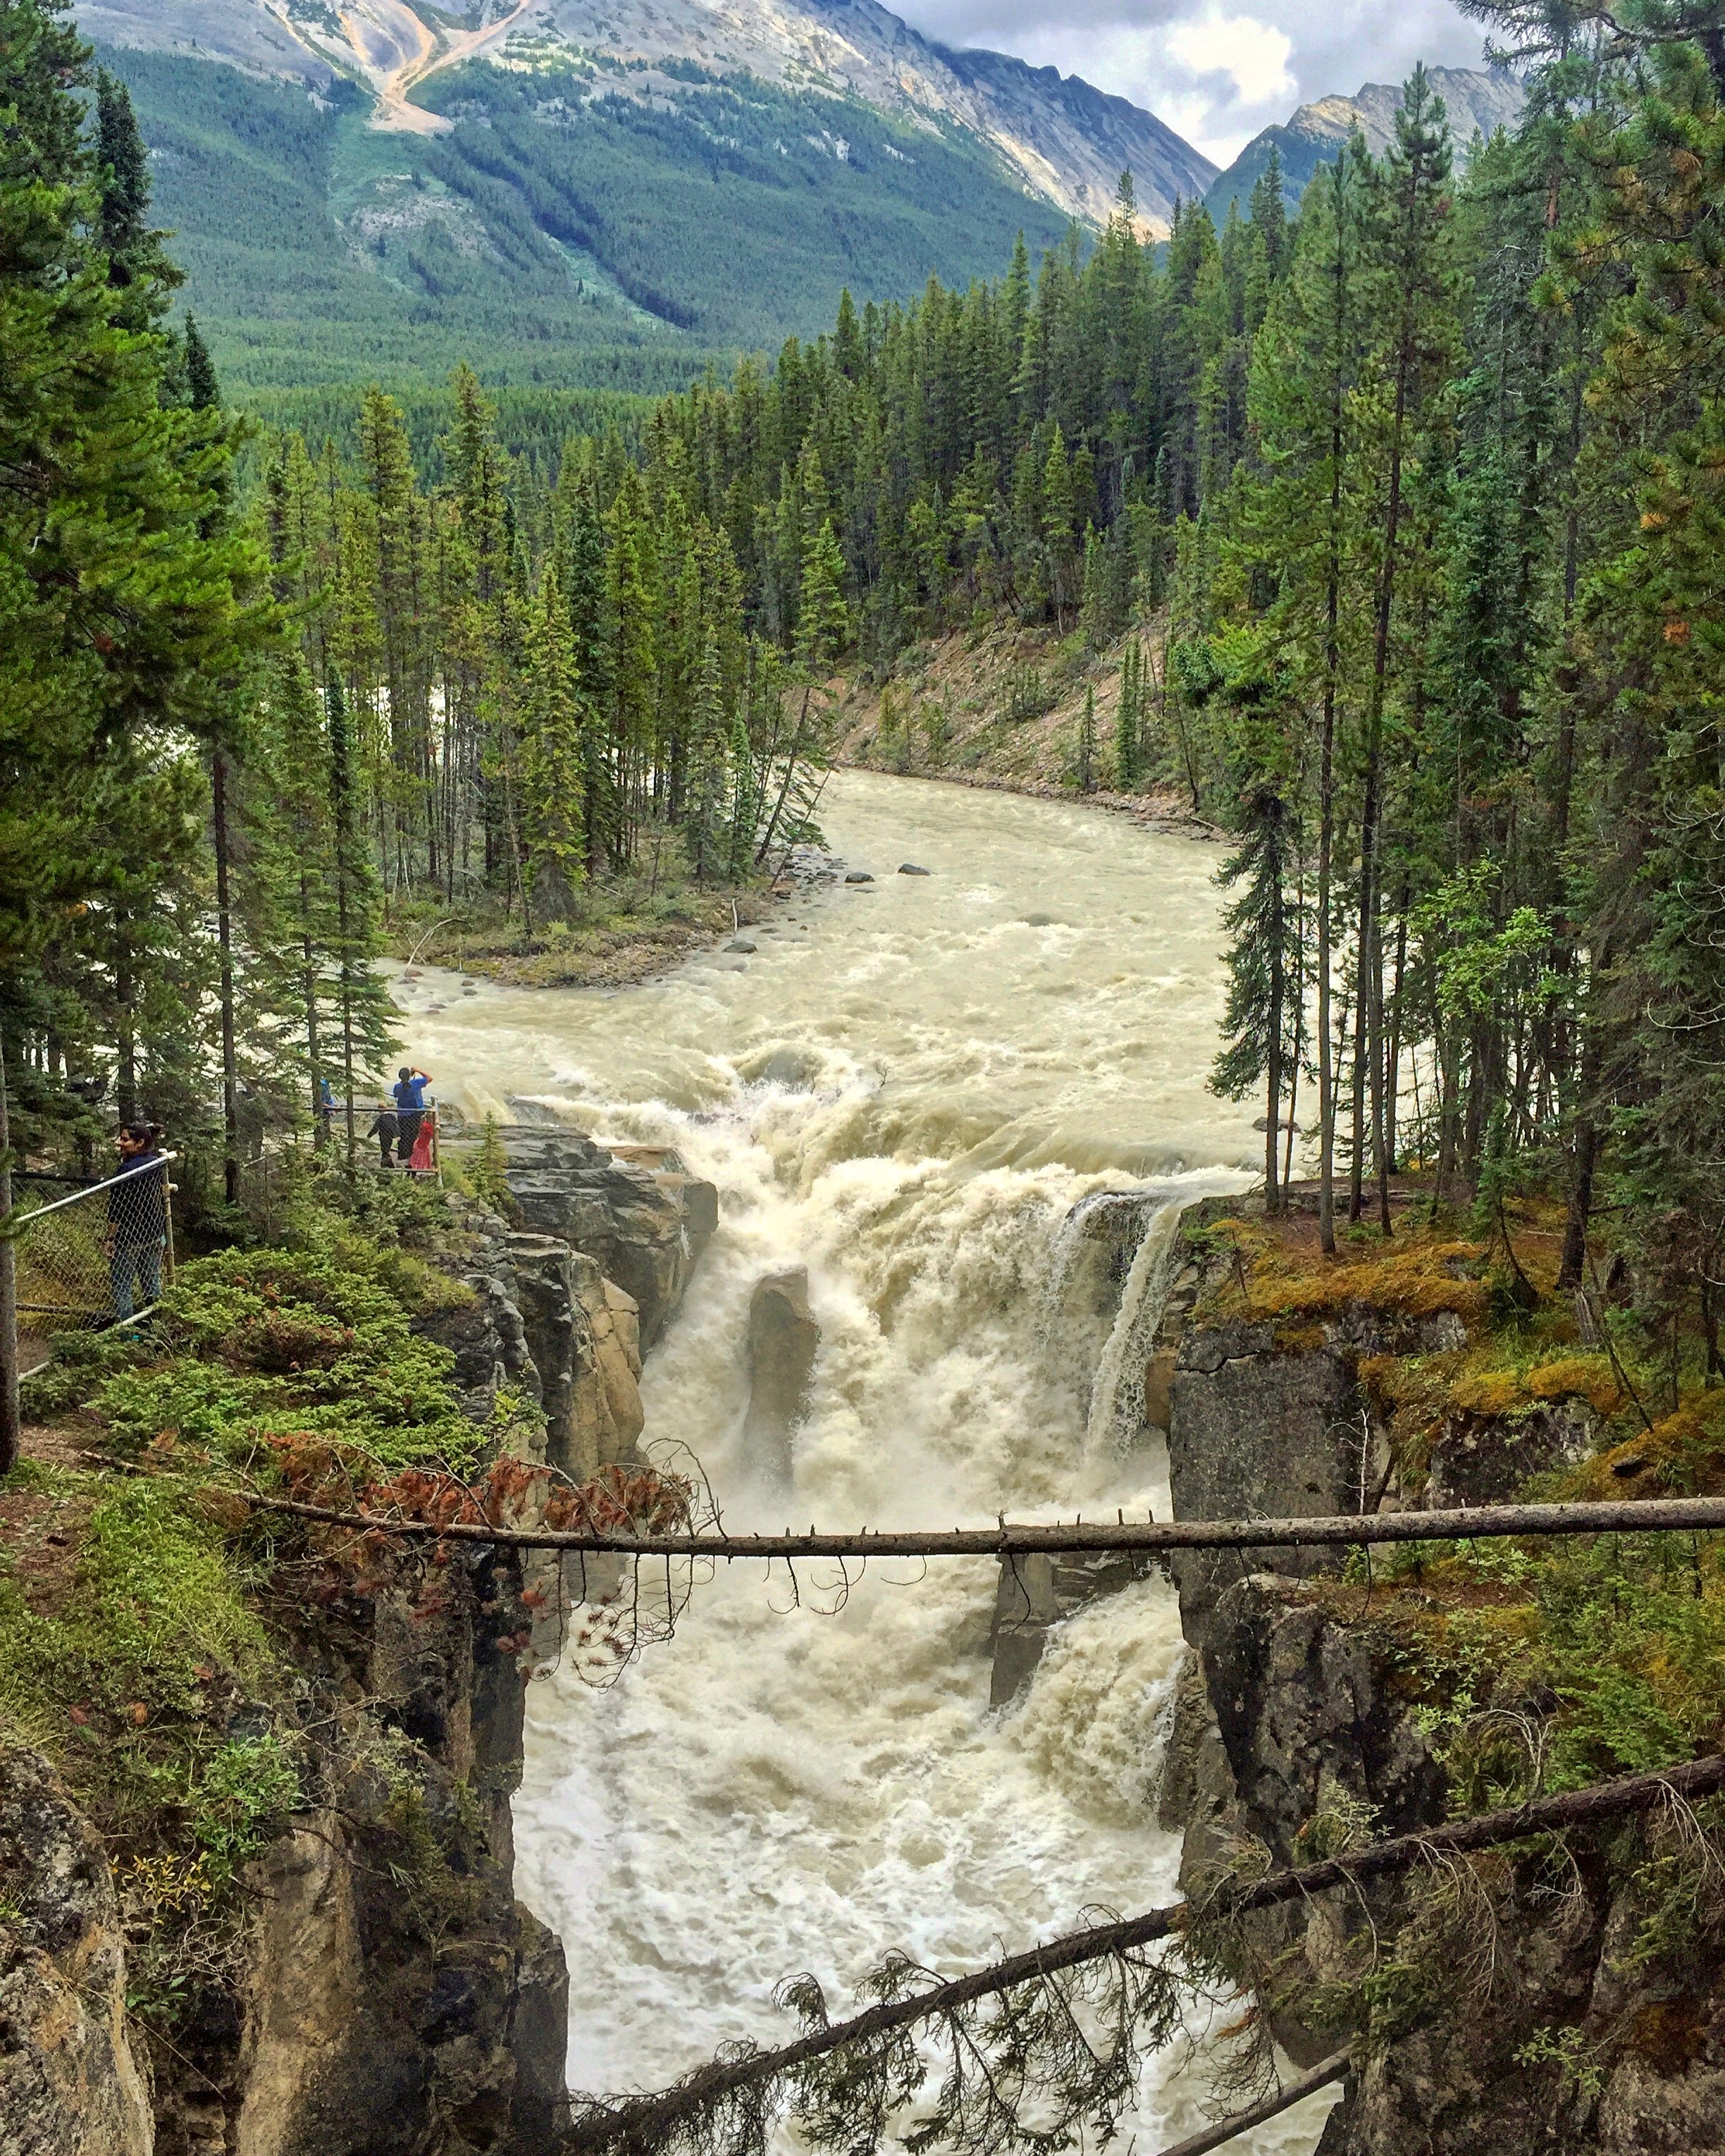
[15,1153,178,1368]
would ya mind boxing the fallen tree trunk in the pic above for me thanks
[1158,2052,1351,2156]
[561,1754,1725,2153]
[237,1487,1725,1559]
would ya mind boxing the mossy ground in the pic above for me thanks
[1191,1187,1725,1803]
[1,1161,517,2035]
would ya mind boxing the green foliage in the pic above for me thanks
[185,1734,301,1880]
[1514,2025,1607,2101]
[87,1213,486,1473]
[0,1472,272,1761]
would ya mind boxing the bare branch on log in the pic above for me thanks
[234,1487,1725,1559]
[560,1755,1725,2154]
[1156,2051,1351,2156]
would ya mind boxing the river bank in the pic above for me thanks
[388,622,1225,1002]
[384,883,778,992]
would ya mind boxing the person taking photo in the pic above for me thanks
[392,1066,431,1164]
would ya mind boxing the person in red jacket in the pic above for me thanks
[407,1107,436,1176]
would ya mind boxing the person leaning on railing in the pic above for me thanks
[104,1122,167,1323]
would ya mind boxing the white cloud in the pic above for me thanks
[897,0,1485,166]
[1166,12,1294,111]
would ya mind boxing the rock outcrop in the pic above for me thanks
[497,1128,717,1350]
[987,1549,1154,1706]
[741,1269,820,1484]
[1166,1318,1371,1656]
[1156,1264,1725,2152]
[193,1537,569,2156]
[495,1236,644,1482]
[0,1741,154,2156]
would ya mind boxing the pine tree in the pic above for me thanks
[519,562,588,922]
[1113,643,1142,791]
[1350,66,1463,1231]
[1211,768,1299,1210]
[684,632,729,885]
[1236,145,1366,1254]
[324,671,393,1160]
[94,66,178,324]
[1075,685,1096,793]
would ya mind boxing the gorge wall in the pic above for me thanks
[1144,1207,1725,2152]
[0,1130,716,2156]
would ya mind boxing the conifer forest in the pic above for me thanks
[3,0,1725,1348]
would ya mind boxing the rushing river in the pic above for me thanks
[402,770,1337,2151]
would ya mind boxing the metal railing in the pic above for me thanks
[16,1153,178,1357]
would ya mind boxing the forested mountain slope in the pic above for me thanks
[78,0,1214,396]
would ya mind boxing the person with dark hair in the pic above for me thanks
[366,1100,398,1169]
[105,1123,166,1322]
[392,1065,430,1163]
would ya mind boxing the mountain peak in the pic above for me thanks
[1205,64,1523,224]
[81,0,1215,230]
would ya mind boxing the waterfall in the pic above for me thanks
[1084,1190,1192,1460]
[409,769,1335,2150]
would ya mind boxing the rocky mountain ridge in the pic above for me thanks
[79,0,1216,232]
[1206,65,1523,222]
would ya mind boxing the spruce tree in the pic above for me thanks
[1113,643,1142,792]
[519,562,588,922]
[1075,685,1096,793]
[1237,145,1366,1253]
[94,66,177,324]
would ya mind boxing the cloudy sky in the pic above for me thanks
[896,0,1488,166]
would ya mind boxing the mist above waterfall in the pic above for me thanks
[404,771,1335,2150]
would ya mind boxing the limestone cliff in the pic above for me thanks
[1154,1210,1725,2151]
[0,1130,717,2156]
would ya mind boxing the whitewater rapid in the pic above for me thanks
[402,770,1336,2150]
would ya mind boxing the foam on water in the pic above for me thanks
[404,771,1334,2148]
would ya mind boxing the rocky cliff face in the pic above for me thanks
[0,1742,154,2156]
[1,1129,716,2156]
[497,1128,716,1355]
[1155,1236,1725,2151]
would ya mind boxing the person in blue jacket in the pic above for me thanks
[392,1066,431,1163]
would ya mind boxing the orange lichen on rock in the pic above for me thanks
[1564,1386,1725,1499]
[1197,1220,1491,1335]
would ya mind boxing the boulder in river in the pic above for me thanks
[843,870,874,883]
[988,1551,1152,1706]
[744,1045,822,1091]
[742,1268,820,1483]
[726,938,758,953]
[898,862,932,875]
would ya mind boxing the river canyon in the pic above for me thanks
[402,770,1338,2151]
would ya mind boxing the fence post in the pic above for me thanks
[0,1048,19,1477]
